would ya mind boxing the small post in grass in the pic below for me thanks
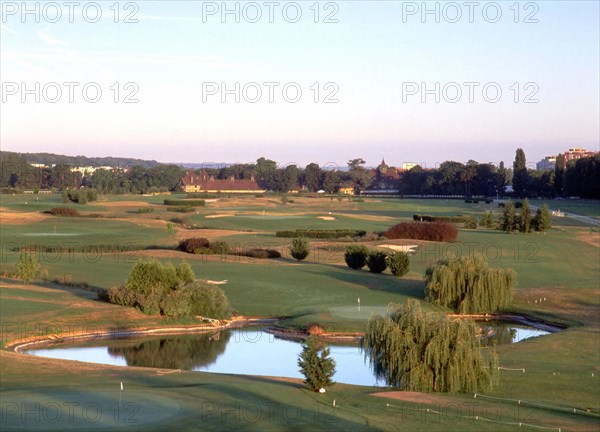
[358,297,360,313]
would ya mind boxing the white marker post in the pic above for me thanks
[358,297,360,313]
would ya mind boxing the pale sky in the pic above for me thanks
[1,1,599,168]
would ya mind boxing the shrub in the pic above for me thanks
[105,285,137,307]
[480,211,495,228]
[160,288,193,317]
[167,206,195,213]
[210,241,230,255]
[387,251,410,277]
[236,248,281,259]
[137,207,154,213]
[178,238,210,254]
[187,281,231,319]
[276,229,366,239]
[290,237,310,261]
[425,254,516,314]
[344,245,369,269]
[187,193,217,199]
[498,202,506,208]
[363,299,498,392]
[366,250,388,273]
[533,205,551,232]
[48,207,80,217]
[164,199,205,207]
[16,252,40,284]
[384,222,457,242]
[297,336,336,392]
[464,216,478,229]
[514,202,523,209]
[413,214,467,223]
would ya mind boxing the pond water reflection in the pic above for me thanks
[26,323,550,386]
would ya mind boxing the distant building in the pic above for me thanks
[401,162,418,171]
[181,171,268,193]
[536,156,557,171]
[563,148,598,163]
[536,148,598,170]
[70,166,115,175]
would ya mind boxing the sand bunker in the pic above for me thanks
[378,244,419,253]
[205,214,233,219]
[317,216,336,221]
[0,209,49,224]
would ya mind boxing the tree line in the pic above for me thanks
[2,150,598,198]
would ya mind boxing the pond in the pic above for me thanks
[25,324,550,386]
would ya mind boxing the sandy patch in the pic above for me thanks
[206,214,233,219]
[0,208,49,224]
[343,213,395,222]
[575,231,600,248]
[318,216,336,221]
[378,244,419,253]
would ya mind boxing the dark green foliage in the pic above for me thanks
[387,251,410,277]
[107,333,230,370]
[413,214,467,223]
[209,241,230,255]
[463,216,478,229]
[502,202,517,233]
[366,250,388,273]
[64,188,98,204]
[363,299,498,392]
[178,238,210,254]
[297,336,336,392]
[16,244,167,254]
[384,222,458,242]
[519,199,532,233]
[136,207,154,213]
[16,252,40,284]
[167,206,195,213]
[164,199,205,207]
[344,245,369,269]
[276,229,366,239]
[425,254,516,314]
[533,205,552,232]
[290,237,310,261]
[234,248,282,259]
[512,148,528,197]
[47,207,80,217]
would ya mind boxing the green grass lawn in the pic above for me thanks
[1,194,598,431]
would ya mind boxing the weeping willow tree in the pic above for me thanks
[363,299,498,392]
[425,254,516,314]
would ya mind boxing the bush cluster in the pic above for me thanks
[137,207,154,213]
[164,199,205,207]
[413,214,467,223]
[47,207,80,217]
[233,248,282,259]
[344,246,411,276]
[103,259,231,318]
[62,188,98,204]
[384,222,458,242]
[167,206,195,213]
[463,216,478,229]
[289,237,310,261]
[276,229,366,239]
[177,238,230,255]
[187,193,217,199]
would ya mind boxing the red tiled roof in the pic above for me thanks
[181,171,267,191]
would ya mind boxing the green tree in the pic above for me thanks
[344,245,369,270]
[502,202,517,233]
[322,170,340,194]
[289,237,310,261]
[425,254,516,314]
[16,252,40,284]
[366,250,388,273]
[519,199,532,233]
[533,205,552,233]
[297,336,336,392]
[464,216,478,229]
[304,163,322,192]
[553,154,565,196]
[187,282,231,319]
[347,158,371,192]
[512,148,528,197]
[387,251,410,277]
[363,299,498,392]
